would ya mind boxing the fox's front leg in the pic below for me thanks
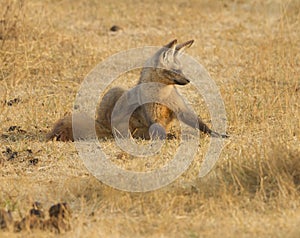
[170,90,228,138]
[177,110,227,138]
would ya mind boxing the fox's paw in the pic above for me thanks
[149,123,166,140]
[210,131,229,138]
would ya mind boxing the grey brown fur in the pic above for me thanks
[47,39,227,141]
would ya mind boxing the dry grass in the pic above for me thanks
[0,0,299,237]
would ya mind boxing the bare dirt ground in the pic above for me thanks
[0,0,299,237]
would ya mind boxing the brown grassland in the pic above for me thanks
[0,0,299,237]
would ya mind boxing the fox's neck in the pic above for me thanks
[138,68,175,99]
[157,84,174,99]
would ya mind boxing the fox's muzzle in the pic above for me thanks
[174,78,190,85]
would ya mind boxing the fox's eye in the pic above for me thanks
[172,69,182,75]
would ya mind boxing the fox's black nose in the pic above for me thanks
[174,78,190,85]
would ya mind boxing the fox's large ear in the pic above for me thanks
[175,40,194,55]
[164,39,177,49]
[162,39,177,62]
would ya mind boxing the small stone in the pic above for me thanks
[110,25,122,32]
[0,209,13,231]
[29,158,39,165]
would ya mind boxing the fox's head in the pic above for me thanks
[142,39,194,86]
